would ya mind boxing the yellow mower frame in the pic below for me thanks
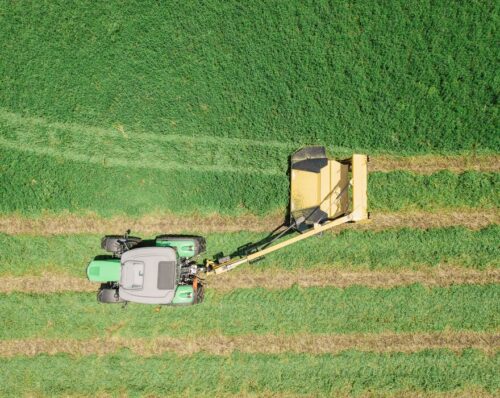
[207,146,369,275]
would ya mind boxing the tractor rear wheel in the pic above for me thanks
[97,286,124,303]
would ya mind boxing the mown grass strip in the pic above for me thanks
[0,391,494,398]
[209,266,500,291]
[0,226,497,277]
[1,146,498,216]
[368,170,498,211]
[1,209,498,236]
[0,350,497,396]
[0,285,498,339]
[1,332,498,357]
[0,391,492,398]
[1,266,499,294]
[371,155,500,174]
[0,211,282,235]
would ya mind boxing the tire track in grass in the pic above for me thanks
[0,136,280,176]
[1,108,498,175]
[0,108,296,149]
[1,266,498,294]
[0,209,497,235]
[0,332,498,357]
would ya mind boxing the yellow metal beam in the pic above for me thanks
[210,214,353,275]
[351,154,368,221]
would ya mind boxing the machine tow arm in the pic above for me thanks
[207,213,354,275]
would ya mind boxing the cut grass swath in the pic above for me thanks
[1,332,498,357]
[0,209,498,236]
[1,266,498,294]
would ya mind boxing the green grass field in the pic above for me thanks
[2,351,498,397]
[0,1,498,396]
[1,145,498,215]
[0,226,498,277]
[1,285,498,339]
[1,1,498,154]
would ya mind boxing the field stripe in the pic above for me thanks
[11,391,496,398]
[1,285,497,339]
[0,108,296,149]
[209,266,500,291]
[1,350,497,397]
[2,227,497,278]
[0,136,281,176]
[1,209,497,235]
[2,133,498,177]
[1,266,498,294]
[0,332,497,357]
[2,143,497,216]
[1,108,498,174]
[370,155,500,174]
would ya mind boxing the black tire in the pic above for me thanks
[101,235,141,253]
[97,287,124,303]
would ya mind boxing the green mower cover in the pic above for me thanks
[86,258,121,283]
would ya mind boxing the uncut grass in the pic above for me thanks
[0,109,292,175]
[0,285,498,339]
[0,2,497,153]
[0,226,497,277]
[1,350,498,396]
[1,147,498,216]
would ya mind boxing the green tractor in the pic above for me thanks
[86,231,206,305]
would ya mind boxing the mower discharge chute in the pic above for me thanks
[86,146,368,305]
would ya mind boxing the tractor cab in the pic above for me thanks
[119,247,186,305]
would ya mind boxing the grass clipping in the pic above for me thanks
[0,332,498,357]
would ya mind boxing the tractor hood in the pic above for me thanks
[86,258,121,283]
